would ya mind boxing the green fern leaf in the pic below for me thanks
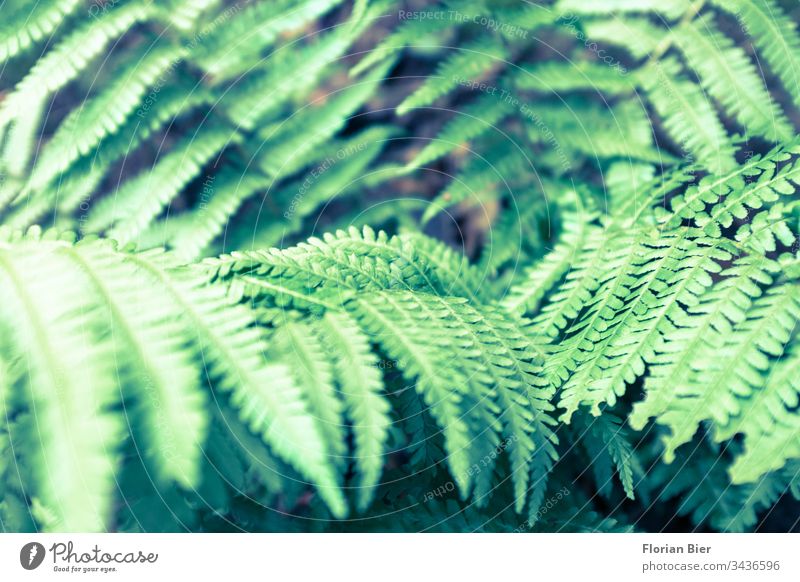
[407,92,514,169]
[516,61,636,96]
[724,340,800,483]
[222,4,375,130]
[555,0,691,19]
[0,2,154,134]
[576,234,731,416]
[630,255,777,433]
[396,36,508,116]
[24,42,187,196]
[0,0,82,63]
[315,311,391,511]
[503,210,597,316]
[196,0,345,77]
[660,140,800,235]
[675,15,794,142]
[639,58,737,174]
[125,252,348,518]
[169,167,269,260]
[582,17,662,59]
[62,240,207,488]
[532,227,625,337]
[711,0,800,110]
[270,320,348,469]
[91,123,236,244]
[347,290,556,511]
[0,238,121,531]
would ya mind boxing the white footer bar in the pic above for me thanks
[1,533,797,581]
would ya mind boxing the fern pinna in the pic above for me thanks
[1,0,800,532]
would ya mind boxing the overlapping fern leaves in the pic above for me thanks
[2,0,800,533]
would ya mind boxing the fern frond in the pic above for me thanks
[523,99,660,162]
[0,238,120,531]
[675,14,793,143]
[398,230,490,303]
[736,200,799,254]
[315,311,391,511]
[396,36,508,116]
[8,80,211,229]
[350,14,451,77]
[257,60,393,178]
[503,210,597,316]
[222,4,375,130]
[407,92,514,169]
[0,2,154,134]
[657,283,800,458]
[103,126,237,244]
[582,17,662,59]
[238,127,393,251]
[206,226,460,309]
[196,0,345,77]
[2,0,800,534]
[574,234,731,416]
[125,252,348,517]
[555,0,691,19]
[546,229,645,418]
[270,320,347,469]
[345,292,478,493]
[660,139,800,236]
[630,255,778,434]
[0,0,82,63]
[516,61,636,96]
[576,412,636,499]
[632,266,799,465]
[711,0,800,109]
[698,150,800,238]
[724,340,800,483]
[24,41,187,195]
[532,226,626,337]
[639,58,737,174]
[169,167,269,260]
[91,122,236,244]
[346,290,556,509]
[61,240,207,488]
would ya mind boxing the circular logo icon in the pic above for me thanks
[20,542,46,570]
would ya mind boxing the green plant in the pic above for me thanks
[1,0,800,533]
